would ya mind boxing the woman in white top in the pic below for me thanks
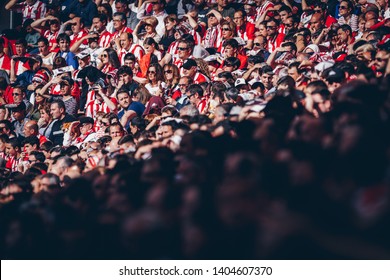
[145,63,166,96]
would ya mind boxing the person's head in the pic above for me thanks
[11,102,26,121]
[221,20,237,39]
[23,120,39,137]
[15,39,27,56]
[109,123,125,138]
[101,48,121,68]
[179,76,193,93]
[70,17,84,34]
[5,138,21,157]
[279,5,292,24]
[147,63,164,83]
[50,155,74,180]
[374,50,389,72]
[79,117,94,135]
[258,21,268,37]
[113,12,127,31]
[59,76,74,96]
[287,61,302,81]
[123,52,136,69]
[120,32,133,50]
[37,37,50,55]
[0,134,9,152]
[50,100,66,120]
[98,3,113,20]
[143,37,159,54]
[309,13,324,33]
[266,19,278,37]
[92,14,108,33]
[29,150,45,164]
[150,0,165,13]
[57,33,71,52]
[163,63,180,84]
[164,14,177,33]
[116,89,132,109]
[39,104,52,124]
[143,16,159,34]
[233,10,247,27]
[118,65,133,85]
[181,59,198,78]
[177,39,193,60]
[223,57,241,72]
[0,105,7,121]
[207,12,220,27]
[115,0,129,13]
[217,0,228,8]
[355,43,376,64]
[12,85,26,104]
[337,24,352,44]
[0,120,12,136]
[223,39,239,58]
[339,0,354,17]
[260,65,274,89]
[22,136,39,154]
[253,35,267,51]
[186,84,204,105]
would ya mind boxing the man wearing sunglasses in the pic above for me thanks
[266,19,285,53]
[373,49,390,78]
[312,2,337,28]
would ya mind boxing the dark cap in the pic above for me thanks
[182,59,197,70]
[323,67,345,84]
[60,76,74,87]
[79,116,94,126]
[10,102,26,112]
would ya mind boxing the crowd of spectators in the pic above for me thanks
[1,0,390,259]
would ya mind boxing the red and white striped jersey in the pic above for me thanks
[119,43,145,64]
[101,64,116,74]
[237,22,256,42]
[193,72,210,84]
[0,54,11,73]
[99,30,112,49]
[112,26,133,40]
[85,97,118,119]
[43,30,59,52]
[15,59,30,76]
[14,0,46,22]
[5,155,22,172]
[70,30,89,47]
[196,97,208,114]
[256,0,274,22]
[267,33,285,53]
[85,90,96,110]
[202,25,222,49]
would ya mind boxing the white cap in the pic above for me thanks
[234,78,247,87]
[314,61,334,72]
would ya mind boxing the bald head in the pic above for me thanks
[310,13,324,33]
[23,120,38,137]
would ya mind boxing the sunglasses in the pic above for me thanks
[179,84,188,87]
[164,70,173,74]
[207,14,216,18]
[49,20,59,25]
[177,47,188,51]
[314,9,322,13]
[375,57,385,62]
[101,54,108,57]
[148,70,156,74]
[254,43,262,46]
[12,93,22,96]
[266,26,276,29]
[101,121,109,126]
[71,22,78,26]
[339,6,348,9]
[222,28,231,31]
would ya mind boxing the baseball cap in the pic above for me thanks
[234,78,247,88]
[323,67,345,83]
[75,49,90,60]
[79,116,94,126]
[182,59,197,70]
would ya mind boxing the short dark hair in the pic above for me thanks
[117,65,133,77]
[37,36,49,46]
[124,52,136,62]
[22,136,40,147]
[30,150,46,162]
[223,38,239,49]
[51,100,66,111]
[57,33,71,43]
[187,84,204,98]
